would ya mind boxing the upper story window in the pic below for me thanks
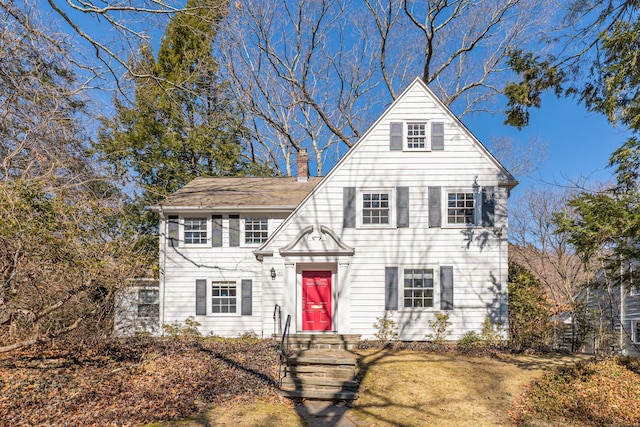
[184,217,208,244]
[245,218,268,244]
[407,123,426,149]
[362,192,390,225]
[447,192,475,225]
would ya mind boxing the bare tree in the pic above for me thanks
[0,3,150,352]
[219,0,556,175]
[486,135,548,178]
[509,187,594,311]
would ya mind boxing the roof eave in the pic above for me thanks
[153,205,299,213]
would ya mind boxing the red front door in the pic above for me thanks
[302,270,332,331]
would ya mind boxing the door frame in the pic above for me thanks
[296,263,336,333]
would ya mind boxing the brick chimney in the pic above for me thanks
[297,148,309,183]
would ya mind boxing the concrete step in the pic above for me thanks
[280,376,359,391]
[286,355,356,366]
[278,389,358,401]
[277,334,361,350]
[284,364,356,379]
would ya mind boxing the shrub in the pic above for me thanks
[508,262,552,350]
[373,315,399,342]
[457,331,481,349]
[426,312,452,343]
[162,317,202,340]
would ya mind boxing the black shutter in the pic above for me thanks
[212,215,222,247]
[241,279,252,316]
[196,279,207,315]
[385,267,398,310]
[428,187,441,228]
[440,266,454,310]
[390,122,403,151]
[431,122,444,150]
[397,187,410,228]
[229,215,240,247]
[168,215,179,247]
[343,187,356,228]
[482,186,495,227]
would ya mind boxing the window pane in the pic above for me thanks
[245,218,268,244]
[403,269,434,308]
[447,193,475,224]
[211,281,237,314]
[139,289,159,304]
[407,123,426,149]
[362,192,390,225]
[184,217,207,244]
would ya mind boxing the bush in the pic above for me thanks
[511,357,640,426]
[457,331,481,349]
[162,317,202,340]
[372,315,399,342]
[426,313,452,343]
[508,262,552,350]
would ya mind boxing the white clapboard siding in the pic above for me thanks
[259,78,511,340]
[147,78,514,341]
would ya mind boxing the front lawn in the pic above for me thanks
[3,338,638,427]
[351,349,586,427]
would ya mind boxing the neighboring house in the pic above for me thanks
[553,266,640,356]
[115,78,518,340]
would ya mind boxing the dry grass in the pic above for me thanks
[146,400,304,427]
[350,349,586,427]
[1,339,603,427]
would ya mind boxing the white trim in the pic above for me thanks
[182,216,209,247]
[357,188,396,229]
[243,217,269,246]
[405,122,430,151]
[208,279,241,317]
[296,263,337,333]
[442,188,482,228]
[399,265,440,311]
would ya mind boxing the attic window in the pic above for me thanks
[407,123,426,149]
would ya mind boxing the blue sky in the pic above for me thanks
[465,94,630,193]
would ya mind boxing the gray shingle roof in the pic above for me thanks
[158,176,322,209]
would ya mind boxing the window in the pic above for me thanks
[403,269,434,308]
[245,218,268,244]
[184,217,207,244]
[138,289,159,318]
[362,192,390,225]
[634,320,640,344]
[447,192,475,225]
[407,123,426,149]
[212,281,236,313]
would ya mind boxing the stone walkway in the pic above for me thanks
[295,401,360,427]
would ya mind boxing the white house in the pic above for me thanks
[115,78,518,340]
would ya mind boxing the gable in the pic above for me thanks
[258,78,517,253]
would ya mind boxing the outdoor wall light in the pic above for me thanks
[270,267,276,280]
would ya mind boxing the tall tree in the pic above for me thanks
[504,1,640,132]
[219,0,554,176]
[0,3,149,352]
[98,0,265,237]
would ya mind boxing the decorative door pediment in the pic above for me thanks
[279,225,354,257]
